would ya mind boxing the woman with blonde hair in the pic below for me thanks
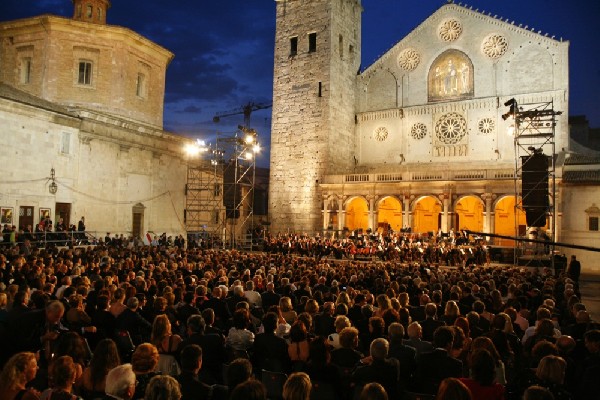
[0,352,39,400]
[280,297,298,325]
[443,300,461,325]
[283,372,312,400]
[374,294,392,318]
[144,375,181,400]
[535,355,571,400]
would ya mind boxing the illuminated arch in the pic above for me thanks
[377,196,403,232]
[413,195,442,234]
[494,195,526,245]
[454,195,484,233]
[345,196,369,231]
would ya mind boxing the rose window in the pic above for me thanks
[482,34,508,59]
[435,113,467,144]
[374,126,389,141]
[439,19,463,42]
[398,49,420,71]
[411,123,428,140]
[478,118,495,135]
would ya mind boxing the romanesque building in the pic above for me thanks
[0,0,191,239]
[269,0,600,270]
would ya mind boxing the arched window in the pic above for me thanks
[428,49,474,102]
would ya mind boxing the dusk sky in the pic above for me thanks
[2,0,599,167]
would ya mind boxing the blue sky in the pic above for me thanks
[1,0,599,167]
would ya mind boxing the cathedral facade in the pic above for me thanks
[270,1,600,270]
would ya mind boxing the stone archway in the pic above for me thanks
[455,195,484,233]
[377,196,402,233]
[413,196,442,234]
[494,196,526,245]
[345,197,369,231]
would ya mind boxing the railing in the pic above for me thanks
[324,169,515,184]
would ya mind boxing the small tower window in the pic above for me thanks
[339,35,343,58]
[97,7,102,21]
[20,58,32,84]
[290,37,298,56]
[76,5,82,18]
[136,73,146,98]
[86,5,93,18]
[308,32,317,53]
[78,61,93,85]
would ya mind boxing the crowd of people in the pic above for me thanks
[0,234,597,400]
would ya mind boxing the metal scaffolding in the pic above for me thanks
[184,128,259,249]
[505,99,562,267]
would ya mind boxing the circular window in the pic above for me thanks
[435,113,467,145]
[374,126,389,141]
[482,34,508,59]
[398,48,421,71]
[411,123,428,140]
[478,117,495,135]
[439,19,463,42]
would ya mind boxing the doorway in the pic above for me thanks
[55,203,71,229]
[18,206,34,231]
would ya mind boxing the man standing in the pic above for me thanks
[567,255,581,283]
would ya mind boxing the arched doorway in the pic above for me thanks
[494,196,526,245]
[345,197,369,231]
[413,196,441,234]
[377,196,402,233]
[455,196,484,233]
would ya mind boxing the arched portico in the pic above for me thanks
[412,195,442,234]
[377,196,403,232]
[345,196,369,231]
[494,195,526,245]
[454,195,484,233]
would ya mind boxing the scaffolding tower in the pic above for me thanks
[184,128,259,249]
[506,99,562,267]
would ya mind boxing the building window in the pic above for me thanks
[86,5,93,18]
[60,132,71,154]
[20,58,32,84]
[98,8,102,21]
[290,37,298,56]
[590,216,599,231]
[339,35,343,58]
[76,5,82,18]
[214,183,221,197]
[136,73,146,98]
[78,61,92,85]
[308,32,317,53]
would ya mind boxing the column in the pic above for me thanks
[441,194,449,232]
[482,193,493,233]
[367,195,376,232]
[403,196,411,230]
[338,196,346,232]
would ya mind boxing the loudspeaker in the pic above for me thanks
[521,153,549,227]
[223,161,240,219]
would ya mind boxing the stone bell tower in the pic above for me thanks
[269,0,362,234]
[72,0,111,24]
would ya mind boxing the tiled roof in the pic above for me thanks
[563,170,600,183]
